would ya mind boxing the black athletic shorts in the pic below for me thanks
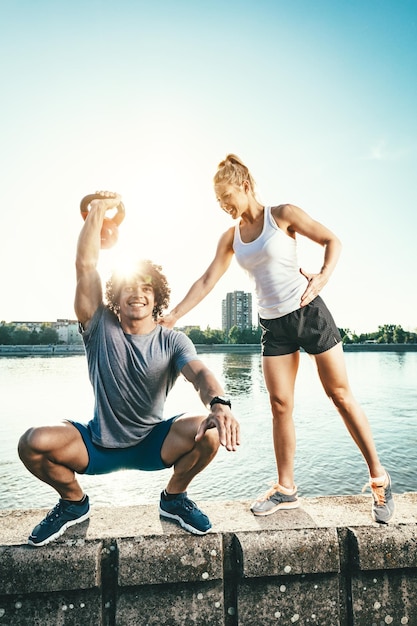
[260,296,342,356]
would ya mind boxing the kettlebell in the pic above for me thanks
[80,193,125,249]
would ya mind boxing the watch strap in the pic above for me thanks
[210,396,232,409]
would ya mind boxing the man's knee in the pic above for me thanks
[18,427,48,460]
[200,427,220,455]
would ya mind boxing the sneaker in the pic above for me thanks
[159,492,212,535]
[250,483,299,516]
[28,496,90,547]
[362,472,395,524]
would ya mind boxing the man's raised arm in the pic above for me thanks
[74,192,122,328]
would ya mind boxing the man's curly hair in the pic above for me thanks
[105,260,171,320]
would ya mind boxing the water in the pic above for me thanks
[0,351,416,510]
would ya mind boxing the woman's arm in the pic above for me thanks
[160,227,235,328]
[275,203,342,306]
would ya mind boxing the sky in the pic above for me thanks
[1,0,416,334]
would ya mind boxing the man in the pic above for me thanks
[18,191,240,547]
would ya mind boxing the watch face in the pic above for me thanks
[210,396,231,407]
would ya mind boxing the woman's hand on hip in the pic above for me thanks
[299,268,328,307]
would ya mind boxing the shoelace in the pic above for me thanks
[182,499,196,511]
[256,481,298,502]
[257,483,281,502]
[42,502,63,524]
[362,481,386,506]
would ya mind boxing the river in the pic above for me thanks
[0,350,416,510]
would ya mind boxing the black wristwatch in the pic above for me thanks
[210,396,232,409]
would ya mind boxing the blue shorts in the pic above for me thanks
[71,415,181,475]
[260,296,342,356]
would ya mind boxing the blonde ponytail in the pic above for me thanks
[214,154,256,193]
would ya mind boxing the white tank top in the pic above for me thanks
[233,206,307,319]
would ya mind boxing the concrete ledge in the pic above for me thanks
[1,493,416,625]
[2,492,416,546]
[118,534,223,586]
[350,524,417,570]
[0,541,101,594]
[236,527,341,578]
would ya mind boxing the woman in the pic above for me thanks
[160,154,394,523]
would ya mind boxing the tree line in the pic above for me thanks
[339,324,417,345]
[0,321,416,346]
[173,323,417,345]
[0,323,59,346]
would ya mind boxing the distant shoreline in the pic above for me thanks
[0,343,416,357]
[197,343,417,353]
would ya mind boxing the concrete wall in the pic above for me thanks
[0,345,85,357]
[1,493,416,625]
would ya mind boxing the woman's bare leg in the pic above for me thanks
[313,343,385,478]
[262,352,300,490]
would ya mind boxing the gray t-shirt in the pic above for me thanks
[81,305,199,448]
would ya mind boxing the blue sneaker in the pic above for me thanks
[159,492,212,535]
[28,496,90,547]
